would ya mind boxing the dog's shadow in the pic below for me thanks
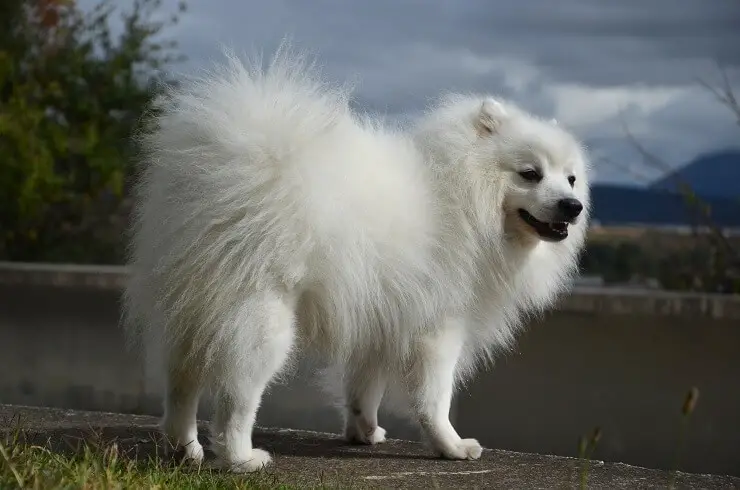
[251,428,432,461]
[5,424,435,464]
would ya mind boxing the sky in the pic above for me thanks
[89,0,740,185]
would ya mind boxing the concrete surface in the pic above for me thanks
[2,262,740,477]
[3,404,739,490]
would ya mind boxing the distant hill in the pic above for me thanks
[590,184,740,228]
[650,149,740,199]
[588,149,740,228]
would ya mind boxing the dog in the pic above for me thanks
[123,46,590,472]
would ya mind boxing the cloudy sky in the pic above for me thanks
[97,0,740,185]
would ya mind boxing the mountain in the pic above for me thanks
[650,149,740,199]
[589,184,740,228]
[587,149,740,228]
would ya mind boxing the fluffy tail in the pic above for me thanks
[121,44,351,371]
[144,44,352,166]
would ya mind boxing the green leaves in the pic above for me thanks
[0,0,185,263]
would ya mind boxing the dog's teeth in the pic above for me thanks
[550,222,567,232]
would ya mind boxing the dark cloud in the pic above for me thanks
[163,0,740,87]
[80,0,740,183]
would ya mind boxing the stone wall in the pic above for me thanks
[1,262,738,476]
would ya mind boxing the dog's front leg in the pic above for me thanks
[405,319,483,460]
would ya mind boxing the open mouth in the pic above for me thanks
[517,209,569,242]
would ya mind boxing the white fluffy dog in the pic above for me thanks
[123,47,590,472]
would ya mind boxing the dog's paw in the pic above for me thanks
[437,438,483,460]
[165,438,204,465]
[180,441,205,465]
[213,448,272,473]
[367,426,387,444]
[345,424,387,445]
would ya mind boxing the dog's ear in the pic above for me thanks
[476,98,507,136]
[549,118,558,125]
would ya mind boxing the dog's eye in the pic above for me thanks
[568,175,576,187]
[518,169,542,182]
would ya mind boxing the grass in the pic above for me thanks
[577,426,602,490]
[0,433,298,490]
[669,386,700,490]
[576,386,700,490]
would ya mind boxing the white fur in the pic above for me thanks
[123,45,590,471]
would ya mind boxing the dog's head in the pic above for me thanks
[472,98,590,244]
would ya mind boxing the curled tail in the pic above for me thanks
[140,43,353,166]
[123,44,356,380]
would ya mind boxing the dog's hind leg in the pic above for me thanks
[162,352,205,464]
[209,289,296,473]
[342,354,388,445]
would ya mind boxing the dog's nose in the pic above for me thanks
[557,198,583,220]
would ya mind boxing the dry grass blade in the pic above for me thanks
[0,440,24,488]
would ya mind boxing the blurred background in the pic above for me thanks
[1,0,739,292]
[1,0,739,479]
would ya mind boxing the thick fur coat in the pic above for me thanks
[123,46,590,472]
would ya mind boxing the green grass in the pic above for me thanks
[0,435,296,490]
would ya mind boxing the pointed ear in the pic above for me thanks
[476,98,507,136]
[549,118,558,125]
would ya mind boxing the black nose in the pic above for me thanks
[557,198,583,220]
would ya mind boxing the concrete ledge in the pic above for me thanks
[0,262,128,290]
[1,261,739,319]
[3,404,738,489]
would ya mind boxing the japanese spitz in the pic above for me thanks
[124,46,590,472]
